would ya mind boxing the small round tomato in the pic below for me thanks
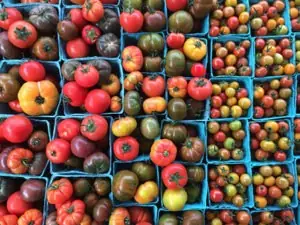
[63,81,88,107]
[19,61,46,82]
[210,188,224,203]
[81,25,101,45]
[150,139,177,167]
[120,9,144,33]
[57,119,80,141]
[74,64,99,88]
[46,139,71,164]
[212,57,225,70]
[84,89,111,114]
[142,75,165,97]
[80,115,108,141]
[162,163,188,189]
[66,38,90,59]
[113,136,139,161]
[8,100,23,113]
[256,184,268,196]
[191,63,206,77]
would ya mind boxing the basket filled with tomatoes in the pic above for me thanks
[208,163,253,208]
[249,0,290,36]
[210,37,254,77]
[210,78,253,119]
[0,115,50,176]
[295,159,300,201]
[63,0,119,6]
[252,209,296,225]
[207,120,250,163]
[0,60,61,117]
[290,0,300,33]
[294,119,300,155]
[4,0,60,6]
[158,209,205,224]
[0,174,47,225]
[62,59,124,115]
[296,74,300,114]
[295,38,300,72]
[0,5,60,61]
[254,36,295,77]
[209,0,250,37]
[252,163,297,210]
[49,115,112,175]
[206,209,252,225]
[253,76,295,119]
[58,4,121,60]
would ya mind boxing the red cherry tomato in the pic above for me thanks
[191,63,206,77]
[166,33,185,49]
[210,188,224,203]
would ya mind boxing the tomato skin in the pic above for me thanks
[167,33,185,49]
[63,81,88,107]
[74,64,99,88]
[188,78,212,101]
[82,0,104,22]
[0,205,8,216]
[191,63,206,77]
[167,76,187,98]
[134,181,159,204]
[113,136,139,161]
[47,178,73,205]
[162,163,188,189]
[66,38,90,59]
[84,89,111,114]
[68,8,88,30]
[80,115,108,141]
[219,210,234,223]
[18,209,43,225]
[128,207,152,224]
[19,61,46,82]
[46,139,71,164]
[7,148,33,174]
[212,57,225,70]
[7,192,32,216]
[150,139,177,167]
[120,10,144,33]
[81,25,101,45]
[8,100,23,113]
[256,184,268,196]
[142,75,165,97]
[166,0,187,12]
[122,46,144,72]
[209,188,224,203]
[57,200,85,225]
[8,21,37,49]
[0,8,23,30]
[57,119,80,141]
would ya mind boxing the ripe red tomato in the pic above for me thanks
[191,63,206,77]
[261,95,274,109]
[255,38,265,50]
[80,115,108,141]
[280,76,293,88]
[233,47,246,58]
[2,115,33,143]
[227,16,239,30]
[166,33,185,49]
[211,96,223,108]
[250,122,261,133]
[212,57,225,70]
[0,204,8,216]
[236,88,248,99]
[8,21,37,49]
[57,200,85,225]
[256,184,268,196]
[219,210,234,223]
[166,0,187,12]
[67,8,88,30]
[8,100,23,113]
[150,139,177,167]
[84,89,111,114]
[113,136,139,161]
[187,78,212,101]
[7,192,33,216]
[210,188,224,203]
[74,64,99,88]
[0,8,23,30]
[81,25,101,45]
[209,26,220,36]
[210,108,221,118]
[46,139,71,164]
[82,0,104,22]
[62,81,88,107]
[66,38,90,59]
[47,178,73,205]
[161,163,188,189]
[120,10,144,33]
[19,61,46,82]
[57,118,81,141]
[274,151,286,162]
[254,106,264,118]
[214,131,226,142]
[142,75,165,97]
[128,207,152,224]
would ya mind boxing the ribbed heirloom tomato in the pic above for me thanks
[150,139,177,167]
[74,64,99,88]
[57,200,85,225]
[142,75,165,97]
[122,46,144,72]
[128,207,152,224]
[7,148,33,174]
[18,209,43,225]
[82,0,104,22]
[167,76,187,98]
[47,178,73,205]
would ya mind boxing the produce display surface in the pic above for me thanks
[2,0,300,224]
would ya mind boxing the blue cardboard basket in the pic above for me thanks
[206,119,251,164]
[210,37,255,77]
[251,162,298,210]
[209,77,254,120]
[296,74,300,116]
[112,159,160,206]
[207,162,254,209]
[0,60,63,118]
[63,0,119,7]
[3,0,60,6]
[253,76,295,119]
[60,5,121,61]
[158,208,206,224]
[252,208,297,225]
[206,208,253,224]
[63,59,124,116]
[50,116,113,176]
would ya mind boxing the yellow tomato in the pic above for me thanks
[134,181,158,204]
[255,196,267,208]
[238,97,251,110]
[183,38,207,61]
[143,97,167,114]
[278,137,290,150]
[260,140,276,152]
[112,117,137,137]
[163,188,187,211]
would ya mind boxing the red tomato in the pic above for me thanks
[66,38,90,58]
[161,163,188,189]
[166,0,187,12]
[209,26,220,36]
[261,95,274,109]
[250,122,261,133]
[255,185,267,196]
[0,204,8,216]
[67,8,88,30]
[84,89,111,114]
[8,100,23,113]
[1,214,18,225]
[82,0,104,22]
[211,96,223,108]
[274,151,286,162]
[46,139,71,164]
[232,165,245,175]
[57,200,85,225]
[2,115,33,143]
[210,108,221,118]
[6,192,32,216]
[227,16,239,30]
[254,106,264,118]
[57,118,81,141]
[209,188,224,203]
[8,21,37,49]
[128,207,152,224]
[212,57,225,70]
[219,210,234,223]
[236,88,248,99]
[113,136,139,161]
[166,33,185,49]
[7,148,33,174]
[0,8,23,30]
[214,131,226,142]
[280,210,294,223]
[142,75,165,97]
[233,47,246,58]
[150,139,177,167]
[80,115,108,141]
[81,25,101,45]
[191,63,206,77]
[187,78,212,101]
[280,76,293,88]
[74,64,99,88]
[62,81,88,107]
[19,61,46,82]
[47,178,73,205]
[120,10,144,33]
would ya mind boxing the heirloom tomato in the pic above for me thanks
[162,163,188,189]
[183,38,207,61]
[122,46,144,72]
[101,74,121,96]
[57,200,85,225]
[81,25,101,45]
[1,215,18,225]
[128,207,152,223]
[84,89,111,114]
[167,33,185,49]
[63,81,88,107]
[120,9,144,33]
[142,75,165,97]
[0,8,23,30]
[7,192,32,216]
[82,0,104,22]
[143,97,167,114]
[67,9,88,30]
[113,136,139,161]
[46,139,71,164]
[7,148,33,174]
[8,21,37,49]
[47,178,73,204]
[66,38,90,59]
[163,188,187,211]
[134,181,159,204]
[167,76,187,98]
[188,78,212,101]
[74,64,99,88]
[19,61,46,82]
[57,119,81,141]
[150,139,177,167]
[112,117,137,137]
[109,208,130,225]
[80,115,108,141]
[18,209,43,225]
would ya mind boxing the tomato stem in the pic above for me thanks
[35,96,45,105]
[82,119,96,132]
[14,26,31,41]
[0,11,8,20]
[122,143,131,153]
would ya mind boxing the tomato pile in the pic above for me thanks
[252,209,295,225]
[206,209,251,225]
[294,119,300,155]
[296,39,300,72]
[159,210,204,224]
[290,1,300,31]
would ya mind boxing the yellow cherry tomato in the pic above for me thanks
[278,137,291,150]
[112,117,137,137]
[183,38,207,61]
[238,97,251,109]
[260,140,276,152]
[163,188,187,211]
[134,181,159,204]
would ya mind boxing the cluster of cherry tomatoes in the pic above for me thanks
[252,209,295,225]
[294,119,300,155]
[290,1,300,31]
[295,39,300,72]
[206,209,251,225]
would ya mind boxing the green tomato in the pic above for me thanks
[296,40,300,50]
[224,184,237,197]
[275,25,288,35]
[274,53,284,65]
[163,188,187,211]
[229,120,242,131]
[159,213,178,225]
[224,137,236,150]
[277,195,291,208]
[140,117,160,140]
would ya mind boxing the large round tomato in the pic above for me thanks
[142,75,165,97]
[162,163,188,189]
[84,89,111,114]
[166,0,187,12]
[67,8,88,30]
[183,38,207,61]
[18,209,43,225]
[19,61,46,82]
[113,136,139,161]
[109,208,130,225]
[7,148,33,174]
[163,188,187,211]
[46,139,71,164]
[66,38,90,58]
[57,119,81,141]
[74,64,99,88]
[188,78,212,101]
[150,139,177,167]
[82,0,104,23]
[167,76,187,98]
[63,81,88,107]
[57,200,85,225]
[122,46,144,72]
[8,21,37,49]
[7,191,32,216]
[120,9,144,33]
[128,207,152,224]
[2,115,33,143]
[47,178,73,205]
[0,8,23,30]
[80,115,108,141]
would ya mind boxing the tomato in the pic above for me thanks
[122,46,144,72]
[212,57,225,70]
[167,33,185,49]
[219,210,233,223]
[112,117,137,137]
[109,208,130,225]
[254,106,264,118]
[191,63,206,77]
[166,0,187,11]
[18,209,42,225]
[57,119,80,141]
[46,139,71,164]
[210,26,220,36]
[47,178,73,205]
[167,76,187,98]
[124,71,144,91]
[113,136,139,161]
[68,8,88,30]
[161,163,188,189]
[8,100,23,113]
[19,61,46,82]
[84,89,111,114]
[128,207,152,224]
[134,181,159,204]
[2,115,33,143]
[66,38,90,59]
[63,81,88,107]
[81,25,101,45]
[188,78,212,101]
[0,205,8,216]
[163,188,187,211]
[8,21,37,49]
[74,64,99,88]
[0,8,23,30]
[236,211,250,224]
[7,192,32,216]
[150,139,177,167]
[210,188,224,203]
[80,115,108,141]
[142,75,165,97]
[0,215,18,225]
[183,38,207,61]
[280,210,294,223]
[120,9,144,33]
[110,96,122,112]
[256,184,267,196]
[57,200,85,225]
[82,0,104,22]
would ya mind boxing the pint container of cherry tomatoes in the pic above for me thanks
[251,163,297,210]
[295,74,300,115]
[295,158,300,200]
[206,208,252,225]
[4,0,60,5]
[252,208,297,225]
[0,60,62,118]
[62,59,124,116]
[210,37,254,77]
[294,34,300,72]
[207,119,251,164]
[294,118,300,155]
[63,0,119,7]
[158,209,205,223]
[50,115,112,176]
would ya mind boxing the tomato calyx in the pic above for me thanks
[43,42,54,52]
[124,217,131,225]
[184,138,193,148]
[194,40,203,48]
[82,119,97,133]
[0,11,8,20]
[35,96,45,105]
[86,29,98,41]
[169,172,185,186]
[84,0,93,10]
[14,27,31,41]
[28,221,35,225]
[121,143,132,153]
[67,205,74,214]
[163,150,170,157]
[21,158,31,167]
[194,78,207,87]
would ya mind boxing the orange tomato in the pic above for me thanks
[255,196,267,208]
[18,209,43,225]
[167,76,187,98]
[143,97,167,114]
[254,86,265,99]
[290,8,299,19]
[276,17,285,25]
[109,208,130,225]
[101,74,121,96]
[239,12,249,24]
[284,64,295,75]
[124,71,144,91]
[220,26,230,35]
[266,19,277,32]
[122,46,144,72]
[110,96,122,112]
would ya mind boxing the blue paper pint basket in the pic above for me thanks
[295,74,300,116]
[252,208,296,225]
[63,0,119,7]
[4,0,60,7]
[158,208,206,223]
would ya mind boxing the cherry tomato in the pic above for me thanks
[191,63,206,77]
